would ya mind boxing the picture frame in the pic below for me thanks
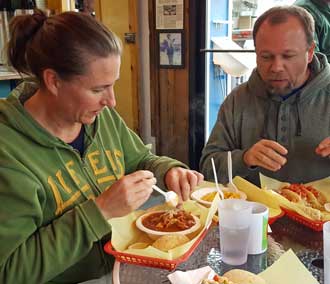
[158,30,184,68]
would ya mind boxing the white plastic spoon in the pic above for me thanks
[211,157,224,200]
[227,151,239,193]
[152,185,179,207]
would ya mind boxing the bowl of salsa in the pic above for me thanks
[135,209,201,240]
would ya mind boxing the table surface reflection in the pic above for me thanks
[116,216,324,284]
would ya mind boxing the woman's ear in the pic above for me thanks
[42,69,61,96]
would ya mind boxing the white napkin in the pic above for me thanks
[167,266,216,284]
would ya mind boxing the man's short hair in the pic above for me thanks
[253,5,315,48]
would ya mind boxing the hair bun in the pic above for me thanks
[32,9,47,26]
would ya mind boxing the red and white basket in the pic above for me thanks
[281,207,325,231]
[104,228,209,270]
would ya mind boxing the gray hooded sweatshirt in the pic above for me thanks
[200,53,330,186]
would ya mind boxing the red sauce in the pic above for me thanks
[141,210,196,232]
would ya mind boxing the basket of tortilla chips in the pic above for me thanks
[104,228,209,270]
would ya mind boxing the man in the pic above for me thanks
[294,0,330,62]
[200,6,330,186]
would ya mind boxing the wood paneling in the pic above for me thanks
[96,0,139,132]
[46,0,75,13]
[149,0,190,164]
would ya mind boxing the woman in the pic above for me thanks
[0,10,203,283]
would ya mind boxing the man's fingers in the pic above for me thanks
[316,146,330,157]
[317,137,330,150]
[316,137,330,157]
[244,139,288,170]
[255,154,282,171]
[259,147,287,166]
[262,140,288,155]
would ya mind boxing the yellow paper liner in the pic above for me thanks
[106,198,218,262]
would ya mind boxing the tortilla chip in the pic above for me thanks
[127,242,150,249]
[152,234,190,252]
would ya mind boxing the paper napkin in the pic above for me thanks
[259,249,319,284]
[167,266,216,284]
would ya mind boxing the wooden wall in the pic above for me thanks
[95,0,201,167]
[148,0,191,164]
[95,0,139,132]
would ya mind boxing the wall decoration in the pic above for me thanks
[156,0,184,29]
[159,30,184,68]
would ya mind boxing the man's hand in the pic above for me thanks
[165,167,204,203]
[315,137,330,157]
[95,170,156,220]
[243,139,288,171]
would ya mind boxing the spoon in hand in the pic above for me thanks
[152,185,179,207]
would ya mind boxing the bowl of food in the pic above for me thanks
[135,209,201,240]
[191,187,247,207]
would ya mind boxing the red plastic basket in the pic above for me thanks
[104,228,209,270]
[281,207,325,231]
[268,209,285,225]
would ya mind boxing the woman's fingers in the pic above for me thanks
[165,168,204,202]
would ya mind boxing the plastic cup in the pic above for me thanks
[248,202,269,255]
[324,221,330,284]
[218,199,252,265]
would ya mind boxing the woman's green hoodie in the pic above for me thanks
[0,82,186,283]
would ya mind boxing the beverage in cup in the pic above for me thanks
[248,202,269,255]
[218,199,252,265]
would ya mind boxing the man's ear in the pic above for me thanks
[307,41,316,63]
[42,69,61,96]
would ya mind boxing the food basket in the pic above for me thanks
[104,227,209,270]
[268,209,285,225]
[281,207,325,231]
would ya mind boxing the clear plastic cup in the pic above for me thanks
[218,199,252,265]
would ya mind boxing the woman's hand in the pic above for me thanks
[165,167,204,203]
[95,170,156,220]
[315,137,330,157]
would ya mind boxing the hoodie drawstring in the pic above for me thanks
[294,93,302,137]
[261,100,271,139]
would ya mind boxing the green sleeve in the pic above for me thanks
[199,93,256,184]
[111,110,188,190]
[0,168,111,284]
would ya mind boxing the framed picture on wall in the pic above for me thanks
[158,30,184,68]
[155,0,184,29]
